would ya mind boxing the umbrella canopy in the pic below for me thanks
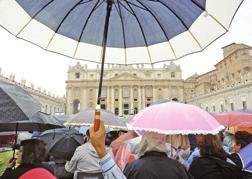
[0,80,63,131]
[52,114,73,125]
[0,80,41,122]
[40,128,84,160]
[235,109,252,114]
[65,109,127,129]
[0,111,64,132]
[151,99,173,106]
[128,102,224,135]
[213,111,252,128]
[0,0,243,64]
[237,143,252,173]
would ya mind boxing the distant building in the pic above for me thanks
[66,62,183,116]
[0,72,65,115]
[66,43,252,116]
[185,43,252,112]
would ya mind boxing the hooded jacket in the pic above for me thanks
[65,142,101,173]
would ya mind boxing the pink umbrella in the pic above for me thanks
[213,112,252,128]
[128,102,224,135]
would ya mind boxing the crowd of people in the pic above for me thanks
[1,120,252,179]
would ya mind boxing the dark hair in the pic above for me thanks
[234,131,252,149]
[197,134,224,156]
[86,129,90,137]
[20,139,47,164]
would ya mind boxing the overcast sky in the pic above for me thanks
[0,0,252,97]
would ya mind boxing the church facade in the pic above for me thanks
[66,43,252,116]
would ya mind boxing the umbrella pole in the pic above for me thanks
[13,123,18,158]
[94,0,113,131]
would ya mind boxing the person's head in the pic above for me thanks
[105,131,119,146]
[17,139,47,164]
[233,131,252,152]
[196,134,224,156]
[118,130,127,137]
[138,132,167,157]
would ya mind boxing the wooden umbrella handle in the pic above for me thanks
[94,110,100,132]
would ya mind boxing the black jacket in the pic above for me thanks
[189,153,242,179]
[123,151,193,179]
[1,163,54,179]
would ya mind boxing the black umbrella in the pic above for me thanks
[0,80,63,131]
[0,80,64,156]
[0,80,41,122]
[40,128,84,160]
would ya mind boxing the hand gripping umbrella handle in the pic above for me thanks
[94,110,100,132]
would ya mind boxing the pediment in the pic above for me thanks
[108,72,142,81]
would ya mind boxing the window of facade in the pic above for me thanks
[146,103,150,107]
[221,104,224,112]
[75,73,80,79]
[157,74,161,78]
[123,104,129,115]
[115,108,119,115]
[90,74,94,78]
[101,104,106,110]
[230,103,234,111]
[206,106,208,111]
[134,107,138,114]
[134,98,137,101]
[242,101,247,110]
[231,73,235,78]
[171,72,175,78]
[213,105,215,112]
[73,99,80,114]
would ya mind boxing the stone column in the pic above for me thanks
[66,88,73,114]
[138,86,142,111]
[106,86,110,111]
[130,86,134,114]
[119,87,123,116]
[111,87,115,113]
[153,86,157,103]
[142,86,145,108]
[80,88,87,110]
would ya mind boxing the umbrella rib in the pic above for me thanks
[124,1,153,64]
[93,0,104,11]
[117,1,127,65]
[125,1,148,11]
[136,0,177,59]
[190,0,228,31]
[45,0,84,50]
[118,1,135,16]
[80,0,93,5]
[16,0,55,37]
[155,0,203,50]
[73,0,102,58]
